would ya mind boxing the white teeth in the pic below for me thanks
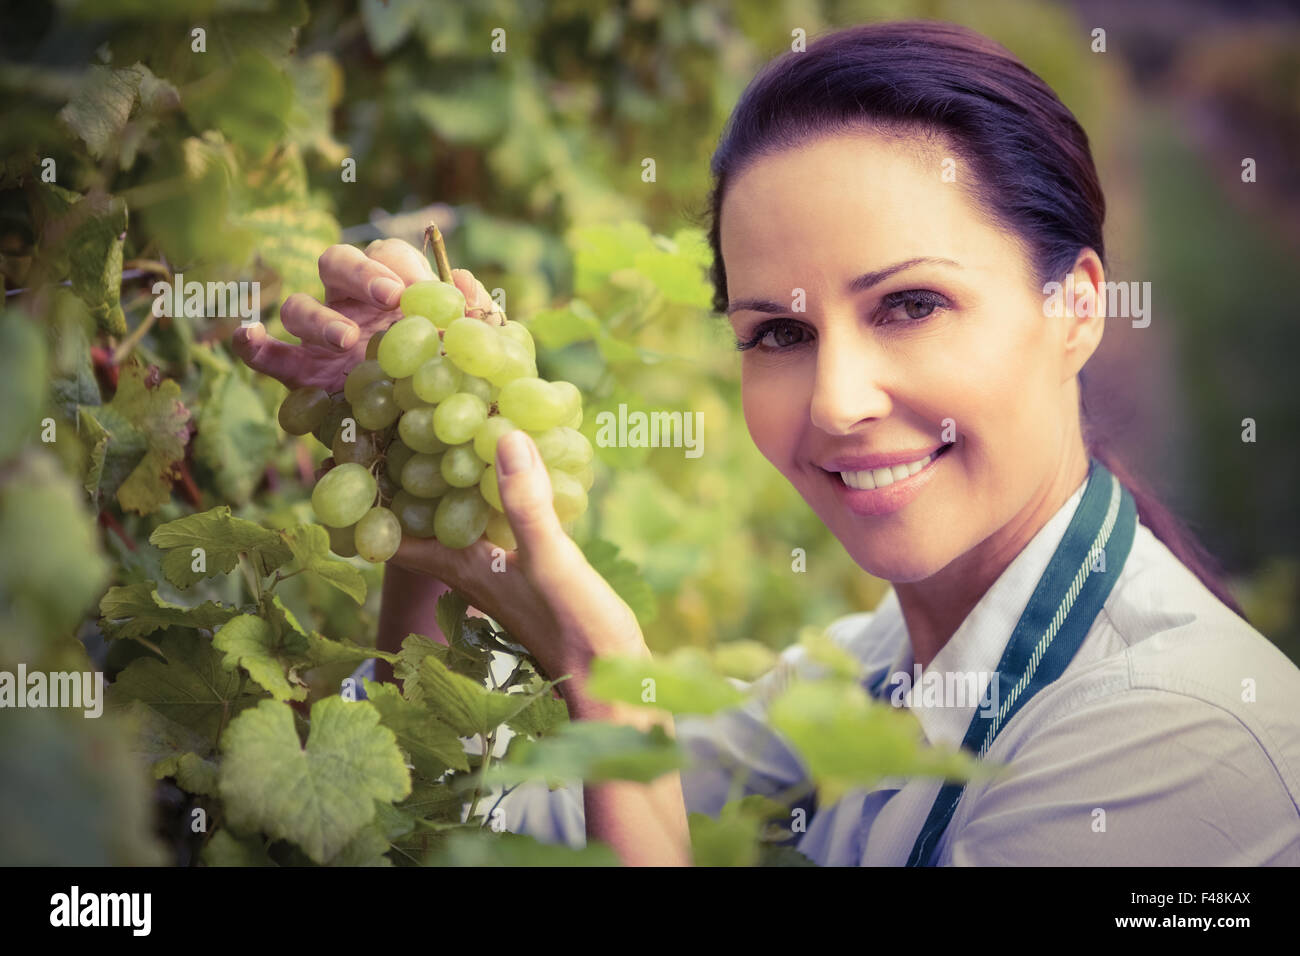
[839,453,933,490]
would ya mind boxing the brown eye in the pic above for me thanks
[881,290,949,324]
[769,322,806,347]
[903,296,936,320]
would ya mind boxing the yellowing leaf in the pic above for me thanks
[81,359,191,514]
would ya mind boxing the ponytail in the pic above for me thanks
[1081,377,1247,620]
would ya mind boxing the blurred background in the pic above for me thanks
[1,0,1297,861]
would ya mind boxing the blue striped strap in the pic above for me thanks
[904,459,1137,866]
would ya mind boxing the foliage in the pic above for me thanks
[1,0,1291,867]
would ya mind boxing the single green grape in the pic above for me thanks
[485,336,535,387]
[344,359,390,405]
[434,487,491,549]
[390,490,438,538]
[401,453,451,498]
[550,380,583,422]
[568,459,595,492]
[311,462,378,528]
[400,279,467,329]
[484,511,516,551]
[433,392,488,446]
[412,354,463,404]
[479,464,502,512]
[378,314,441,378]
[355,506,402,563]
[443,317,505,378]
[393,376,429,412]
[548,468,587,524]
[498,377,567,431]
[278,386,331,435]
[473,416,520,464]
[397,406,447,454]
[499,319,535,360]
[441,444,486,488]
[327,522,358,558]
[457,373,495,404]
[354,379,401,430]
[530,425,593,471]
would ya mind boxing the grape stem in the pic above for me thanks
[423,223,454,285]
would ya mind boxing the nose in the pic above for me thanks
[807,331,893,435]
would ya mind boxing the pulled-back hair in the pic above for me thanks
[705,20,1244,617]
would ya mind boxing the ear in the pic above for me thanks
[1059,248,1106,382]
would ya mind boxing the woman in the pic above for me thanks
[235,21,1300,866]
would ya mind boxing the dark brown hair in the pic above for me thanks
[705,20,1244,617]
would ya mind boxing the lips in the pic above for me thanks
[823,442,953,517]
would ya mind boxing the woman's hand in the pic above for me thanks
[232,238,496,393]
[391,429,649,696]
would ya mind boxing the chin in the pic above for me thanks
[843,543,945,584]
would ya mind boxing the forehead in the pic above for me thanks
[719,130,1004,289]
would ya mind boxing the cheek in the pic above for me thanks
[741,362,805,465]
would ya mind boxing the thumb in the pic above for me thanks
[494,430,581,585]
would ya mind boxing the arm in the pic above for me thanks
[563,651,693,867]
[374,563,450,684]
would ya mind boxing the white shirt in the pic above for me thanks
[500,477,1300,865]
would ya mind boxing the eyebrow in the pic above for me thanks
[724,257,963,315]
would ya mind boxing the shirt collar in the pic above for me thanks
[872,474,1091,749]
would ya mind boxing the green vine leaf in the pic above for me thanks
[218,697,411,865]
[585,647,743,716]
[362,679,470,777]
[110,630,263,742]
[99,581,238,639]
[582,537,657,625]
[280,524,366,605]
[405,653,535,738]
[193,369,277,505]
[484,721,683,789]
[149,505,294,588]
[212,614,308,702]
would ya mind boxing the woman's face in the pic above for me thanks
[721,130,1086,582]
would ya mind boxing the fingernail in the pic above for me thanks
[497,431,532,476]
[326,321,355,349]
[370,277,402,308]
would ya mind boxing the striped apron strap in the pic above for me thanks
[905,458,1138,866]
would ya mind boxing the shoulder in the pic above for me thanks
[946,524,1300,865]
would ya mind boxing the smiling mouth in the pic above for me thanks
[829,442,954,490]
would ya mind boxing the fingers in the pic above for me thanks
[366,237,437,287]
[452,268,498,318]
[318,244,405,310]
[280,293,360,351]
[232,324,309,390]
[494,431,585,592]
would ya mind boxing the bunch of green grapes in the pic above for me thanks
[276,278,594,564]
